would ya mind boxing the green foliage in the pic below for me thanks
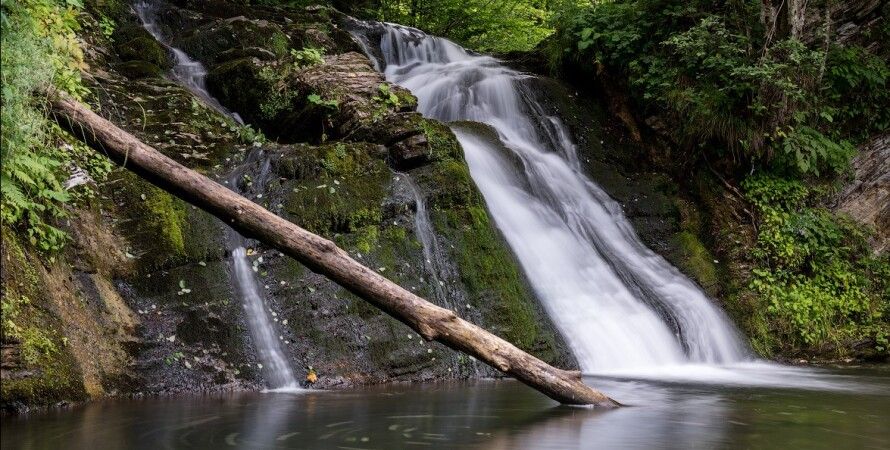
[1,295,58,365]
[0,0,98,253]
[776,126,854,176]
[291,46,324,68]
[371,83,415,121]
[236,124,266,146]
[257,65,297,119]
[373,83,401,109]
[307,93,339,110]
[553,0,886,178]
[824,46,890,139]
[98,14,114,39]
[370,0,553,52]
[743,175,888,354]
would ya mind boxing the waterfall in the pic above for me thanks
[134,1,297,389]
[358,23,752,374]
[134,1,243,124]
[398,172,481,376]
[400,173,450,307]
[226,155,299,389]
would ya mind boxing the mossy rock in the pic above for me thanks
[175,16,291,64]
[114,60,165,79]
[277,142,390,236]
[117,36,173,69]
[673,231,719,293]
[0,231,89,410]
[206,57,275,126]
[109,174,225,272]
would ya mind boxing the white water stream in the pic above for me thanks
[135,1,297,390]
[356,23,799,383]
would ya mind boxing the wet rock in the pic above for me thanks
[114,60,165,79]
[206,57,271,125]
[116,36,173,69]
[390,134,431,168]
[174,16,291,64]
[216,46,277,62]
[833,133,889,254]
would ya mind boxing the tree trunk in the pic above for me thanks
[48,89,619,407]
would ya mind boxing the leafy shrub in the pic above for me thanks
[1,0,108,252]
[743,175,888,354]
[291,46,324,68]
[372,0,553,52]
[553,0,883,178]
[824,46,890,139]
[776,126,854,176]
[98,15,115,39]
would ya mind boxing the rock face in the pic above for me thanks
[1,0,573,410]
[834,133,890,254]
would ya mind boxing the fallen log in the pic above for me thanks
[48,89,618,407]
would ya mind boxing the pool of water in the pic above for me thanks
[3,367,889,449]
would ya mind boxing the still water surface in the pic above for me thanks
[3,367,888,449]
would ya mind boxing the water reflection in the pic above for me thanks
[3,372,889,449]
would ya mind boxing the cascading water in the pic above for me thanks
[400,174,450,307]
[134,1,297,389]
[134,1,243,124]
[398,172,480,376]
[357,22,752,375]
[227,156,298,389]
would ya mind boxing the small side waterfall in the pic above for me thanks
[398,172,480,376]
[400,174,449,307]
[134,1,243,124]
[227,156,298,389]
[134,1,297,389]
[356,22,752,374]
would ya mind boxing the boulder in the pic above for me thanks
[117,36,173,69]
[114,60,165,79]
[112,23,173,70]
[390,133,431,168]
[834,133,890,254]
[174,16,291,64]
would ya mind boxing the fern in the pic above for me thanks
[0,0,88,253]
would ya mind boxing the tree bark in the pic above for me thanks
[48,89,619,407]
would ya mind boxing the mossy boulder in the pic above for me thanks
[116,36,173,69]
[207,50,423,149]
[174,16,291,64]
[206,57,274,127]
[274,142,390,236]
[114,60,165,79]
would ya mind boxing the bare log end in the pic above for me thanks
[561,369,583,380]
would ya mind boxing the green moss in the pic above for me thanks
[109,173,225,271]
[421,119,462,161]
[114,60,164,79]
[353,225,380,254]
[116,36,170,68]
[0,231,87,408]
[442,205,547,351]
[269,32,290,58]
[674,231,718,291]
[282,143,388,236]
[143,187,188,257]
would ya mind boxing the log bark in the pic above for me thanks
[48,89,619,407]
